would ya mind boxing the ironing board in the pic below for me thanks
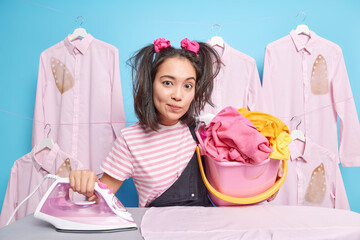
[2,206,360,239]
[141,205,360,240]
[0,207,146,239]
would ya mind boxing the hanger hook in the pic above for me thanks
[290,116,302,130]
[76,16,84,27]
[211,24,222,36]
[296,11,307,23]
[44,124,51,138]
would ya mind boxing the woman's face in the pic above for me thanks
[153,57,196,126]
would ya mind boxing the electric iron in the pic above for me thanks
[34,176,137,233]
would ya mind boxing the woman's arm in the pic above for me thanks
[98,173,124,197]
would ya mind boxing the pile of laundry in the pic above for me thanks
[200,106,292,165]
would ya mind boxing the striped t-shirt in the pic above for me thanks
[100,121,197,207]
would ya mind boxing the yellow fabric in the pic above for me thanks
[238,108,292,160]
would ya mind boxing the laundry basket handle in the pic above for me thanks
[196,146,287,205]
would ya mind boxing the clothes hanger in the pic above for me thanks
[35,124,54,154]
[209,24,224,48]
[295,12,310,36]
[295,24,310,36]
[69,16,87,41]
[290,117,306,142]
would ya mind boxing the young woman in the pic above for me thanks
[70,38,222,207]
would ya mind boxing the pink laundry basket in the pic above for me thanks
[195,123,287,206]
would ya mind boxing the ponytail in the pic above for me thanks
[128,45,159,130]
[193,42,221,113]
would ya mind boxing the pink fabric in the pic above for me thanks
[154,38,171,52]
[141,206,360,240]
[260,30,360,167]
[0,144,83,228]
[201,40,263,115]
[269,137,350,210]
[101,122,197,207]
[203,106,273,164]
[180,38,199,56]
[32,34,126,174]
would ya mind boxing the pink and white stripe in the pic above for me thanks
[100,122,196,207]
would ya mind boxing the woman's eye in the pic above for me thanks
[184,84,193,89]
[162,81,172,86]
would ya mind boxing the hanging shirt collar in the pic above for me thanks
[64,33,94,55]
[206,39,227,67]
[289,136,336,163]
[289,29,318,54]
[288,137,312,162]
[32,143,60,173]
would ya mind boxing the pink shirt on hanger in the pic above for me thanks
[271,137,349,209]
[202,41,263,114]
[0,144,83,227]
[32,34,126,174]
[261,30,360,167]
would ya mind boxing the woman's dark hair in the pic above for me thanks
[128,41,221,130]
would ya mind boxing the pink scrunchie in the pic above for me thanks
[180,38,199,56]
[154,38,171,52]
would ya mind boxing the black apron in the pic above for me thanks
[148,124,212,207]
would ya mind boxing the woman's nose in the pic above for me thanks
[171,87,182,101]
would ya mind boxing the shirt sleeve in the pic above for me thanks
[247,59,263,111]
[0,164,18,227]
[334,166,350,209]
[332,47,360,166]
[110,48,126,138]
[100,132,134,181]
[258,46,275,114]
[31,53,47,147]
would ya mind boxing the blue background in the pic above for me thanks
[0,0,359,213]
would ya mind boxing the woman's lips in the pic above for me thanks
[167,104,182,111]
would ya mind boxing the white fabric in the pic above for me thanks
[141,206,360,240]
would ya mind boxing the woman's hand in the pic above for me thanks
[69,170,98,201]
[267,161,284,202]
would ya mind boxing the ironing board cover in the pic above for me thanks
[141,206,360,240]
